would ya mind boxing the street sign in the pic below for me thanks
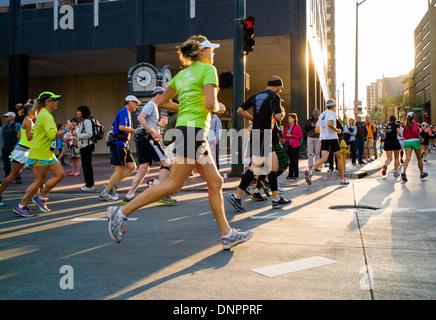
[354,100,362,106]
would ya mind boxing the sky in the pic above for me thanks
[335,0,430,110]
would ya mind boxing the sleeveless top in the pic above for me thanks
[18,117,33,149]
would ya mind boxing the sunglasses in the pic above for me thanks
[48,98,60,102]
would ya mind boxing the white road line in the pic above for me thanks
[71,218,138,222]
[252,256,338,278]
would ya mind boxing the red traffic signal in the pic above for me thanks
[374,105,377,110]
[243,16,256,55]
[398,104,401,109]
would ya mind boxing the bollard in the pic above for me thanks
[341,139,350,171]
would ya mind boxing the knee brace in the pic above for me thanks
[238,169,255,191]
[268,171,278,192]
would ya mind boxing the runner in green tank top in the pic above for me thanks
[106,35,253,250]
[0,103,36,206]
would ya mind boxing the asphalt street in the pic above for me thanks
[0,149,435,302]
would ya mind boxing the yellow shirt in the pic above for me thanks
[18,118,33,149]
[28,108,57,161]
[365,122,375,139]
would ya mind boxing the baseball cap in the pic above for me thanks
[326,99,336,108]
[125,95,141,104]
[312,109,319,115]
[152,86,164,95]
[199,39,220,49]
[407,111,415,118]
[37,91,61,102]
[3,111,16,117]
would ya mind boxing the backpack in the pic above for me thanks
[89,118,105,143]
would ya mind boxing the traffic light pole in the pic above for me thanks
[229,0,246,177]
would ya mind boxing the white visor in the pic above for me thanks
[199,40,220,49]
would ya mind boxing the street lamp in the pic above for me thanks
[355,0,367,115]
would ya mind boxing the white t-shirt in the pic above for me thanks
[316,109,338,140]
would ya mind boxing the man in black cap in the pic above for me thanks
[227,76,291,211]
[305,109,321,171]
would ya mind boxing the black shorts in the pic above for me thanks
[110,144,135,166]
[321,139,341,153]
[173,126,210,160]
[383,140,401,151]
[136,138,166,164]
[249,128,272,158]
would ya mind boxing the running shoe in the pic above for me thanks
[272,197,292,209]
[393,170,400,177]
[339,179,350,185]
[420,172,428,179]
[32,195,50,213]
[260,180,271,197]
[158,196,177,204]
[304,169,313,185]
[382,165,387,176]
[13,205,36,218]
[227,194,246,212]
[122,196,134,205]
[107,206,127,244]
[251,192,266,201]
[401,172,408,182]
[99,190,118,201]
[221,228,254,250]
[80,185,95,192]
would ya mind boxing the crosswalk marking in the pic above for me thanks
[252,256,338,278]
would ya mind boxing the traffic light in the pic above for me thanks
[398,104,401,109]
[243,16,256,55]
[374,105,377,111]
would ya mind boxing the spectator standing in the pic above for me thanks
[354,115,367,164]
[72,106,95,191]
[207,112,222,169]
[364,115,376,161]
[284,113,302,179]
[1,111,21,179]
[304,109,320,171]
[66,117,81,176]
[343,118,357,165]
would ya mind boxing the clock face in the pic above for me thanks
[137,70,152,87]
[131,65,157,92]
[162,68,173,89]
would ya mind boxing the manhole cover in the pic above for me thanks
[329,205,378,213]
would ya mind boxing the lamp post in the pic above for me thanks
[342,82,345,120]
[355,0,367,115]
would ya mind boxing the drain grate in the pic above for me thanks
[329,205,378,213]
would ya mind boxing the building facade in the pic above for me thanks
[1,0,333,153]
[414,0,436,123]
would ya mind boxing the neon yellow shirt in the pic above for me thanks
[18,118,33,149]
[28,108,57,161]
[169,61,218,130]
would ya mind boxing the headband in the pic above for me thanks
[267,79,283,87]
